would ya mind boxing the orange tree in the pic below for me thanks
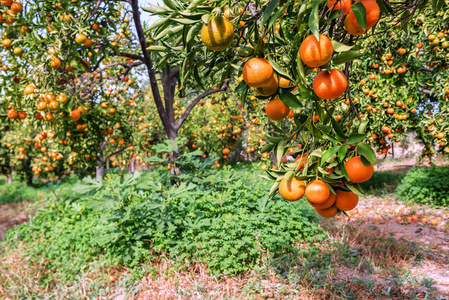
[1,0,233,180]
[146,0,445,218]
[340,5,449,162]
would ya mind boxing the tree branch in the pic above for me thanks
[130,0,169,131]
[176,79,230,129]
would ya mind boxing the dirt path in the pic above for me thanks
[0,202,32,241]
[346,196,449,296]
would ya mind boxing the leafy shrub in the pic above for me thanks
[359,170,403,195]
[396,167,449,207]
[4,165,323,284]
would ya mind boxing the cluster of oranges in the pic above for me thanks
[279,156,373,218]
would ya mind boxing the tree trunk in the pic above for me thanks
[7,173,12,184]
[128,158,135,174]
[106,160,110,170]
[26,173,33,186]
[23,158,33,186]
[96,161,105,182]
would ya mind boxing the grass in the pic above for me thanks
[1,220,445,299]
[359,170,403,196]
[0,174,80,205]
[0,165,447,298]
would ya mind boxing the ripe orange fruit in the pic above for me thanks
[344,15,365,35]
[315,205,338,218]
[222,148,230,155]
[279,77,294,88]
[334,190,359,211]
[305,180,330,204]
[11,2,22,13]
[347,0,380,32]
[327,0,352,13]
[50,57,61,69]
[70,109,81,122]
[0,0,13,6]
[24,84,35,95]
[7,108,18,119]
[265,99,290,121]
[279,177,306,201]
[299,34,333,67]
[57,94,68,104]
[75,34,87,44]
[201,16,234,51]
[313,69,348,99]
[243,58,274,87]
[309,192,336,209]
[254,75,279,96]
[345,156,374,183]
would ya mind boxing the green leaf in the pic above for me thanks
[201,14,210,23]
[337,145,348,162]
[322,132,339,144]
[358,119,369,134]
[147,45,169,52]
[276,139,288,165]
[340,162,350,181]
[356,144,376,164]
[432,0,445,12]
[331,116,346,139]
[172,18,199,25]
[308,0,320,41]
[378,0,394,14]
[400,9,410,33]
[351,2,367,31]
[261,143,276,154]
[267,136,283,143]
[345,184,364,197]
[333,50,365,65]
[331,40,353,52]
[187,0,208,10]
[347,134,366,144]
[262,0,280,26]
[268,6,285,30]
[321,146,340,165]
[267,58,294,82]
[280,90,302,108]
[142,5,169,14]
[149,17,171,30]
[162,0,178,10]
[296,50,306,83]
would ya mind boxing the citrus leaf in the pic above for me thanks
[351,2,367,31]
[337,145,348,162]
[280,90,302,108]
[356,144,376,164]
[347,134,367,144]
[321,145,340,165]
[308,0,320,41]
[345,184,364,197]
[267,58,294,82]
[262,0,280,26]
[261,143,276,154]
[331,40,353,52]
[358,118,369,134]
[333,50,365,65]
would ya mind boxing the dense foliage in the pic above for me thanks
[397,166,449,207]
[4,164,323,283]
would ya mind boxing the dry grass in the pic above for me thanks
[1,219,446,299]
